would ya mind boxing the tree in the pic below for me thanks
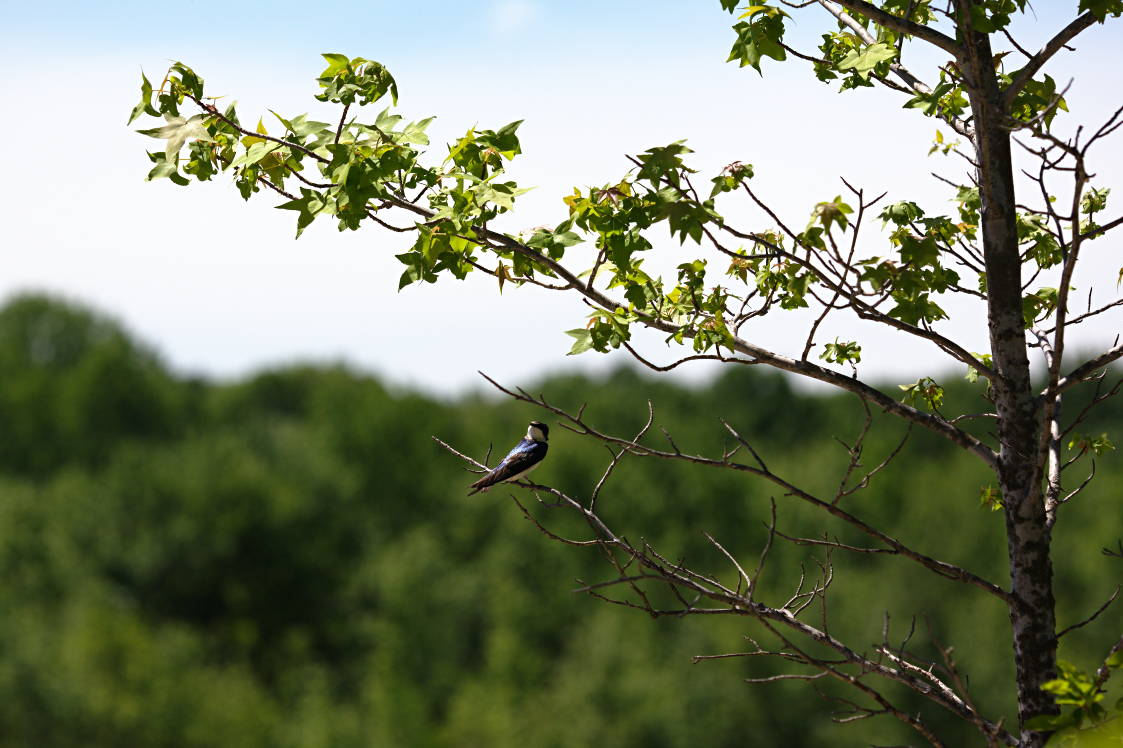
[0,294,185,475]
[129,2,1123,745]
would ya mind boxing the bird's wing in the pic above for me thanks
[468,440,547,493]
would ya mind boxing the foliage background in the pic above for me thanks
[0,293,1118,746]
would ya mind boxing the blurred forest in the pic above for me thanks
[0,292,1119,747]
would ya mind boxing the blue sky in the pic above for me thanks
[2,1,1120,393]
[6,2,733,55]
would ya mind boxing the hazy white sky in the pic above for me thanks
[2,1,1120,393]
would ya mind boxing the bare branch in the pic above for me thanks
[1000,26,1034,60]
[720,419,769,473]
[1080,212,1123,242]
[334,102,351,145]
[843,422,913,501]
[476,373,1013,605]
[1059,459,1096,505]
[589,401,655,511]
[1093,634,1123,693]
[1004,13,1098,107]
[705,531,754,597]
[620,341,755,371]
[875,645,977,727]
[775,530,894,554]
[752,498,779,594]
[438,418,1017,745]
[1061,374,1122,439]
[745,670,829,683]
[1043,296,1123,332]
[1050,343,1123,397]
[757,620,951,747]
[1055,586,1119,640]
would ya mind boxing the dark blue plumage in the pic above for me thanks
[468,421,549,495]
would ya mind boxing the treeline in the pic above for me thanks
[0,293,1118,747]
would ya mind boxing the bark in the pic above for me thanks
[954,4,1058,745]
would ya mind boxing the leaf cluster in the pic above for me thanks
[1028,659,1123,734]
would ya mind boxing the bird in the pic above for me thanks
[468,420,549,495]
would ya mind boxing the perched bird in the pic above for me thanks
[468,421,549,495]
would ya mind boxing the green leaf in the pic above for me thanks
[229,141,282,169]
[965,352,993,385]
[487,120,523,159]
[167,61,204,99]
[1068,432,1116,456]
[905,79,968,120]
[955,187,980,223]
[268,109,294,133]
[401,116,436,146]
[137,113,214,159]
[144,155,190,186]
[820,339,862,365]
[527,227,584,259]
[316,55,398,107]
[1022,287,1058,327]
[395,250,436,289]
[979,485,1003,511]
[1024,712,1076,731]
[898,233,939,267]
[710,161,754,196]
[664,200,713,244]
[1079,0,1123,21]
[636,141,694,186]
[899,377,944,410]
[738,5,769,18]
[808,195,853,232]
[888,294,947,325]
[726,14,788,73]
[239,117,270,149]
[183,139,217,181]
[565,328,595,355]
[1082,186,1110,215]
[128,73,160,124]
[880,201,924,227]
[837,42,896,80]
[276,188,326,238]
[320,53,350,75]
[1009,73,1069,127]
[283,113,332,139]
[969,4,1006,33]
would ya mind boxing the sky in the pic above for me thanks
[1,1,1120,394]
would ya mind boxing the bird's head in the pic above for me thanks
[527,420,549,442]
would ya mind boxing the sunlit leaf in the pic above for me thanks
[137,113,214,159]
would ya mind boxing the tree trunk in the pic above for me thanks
[955,5,1059,745]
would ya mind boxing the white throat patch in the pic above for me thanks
[527,424,547,442]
